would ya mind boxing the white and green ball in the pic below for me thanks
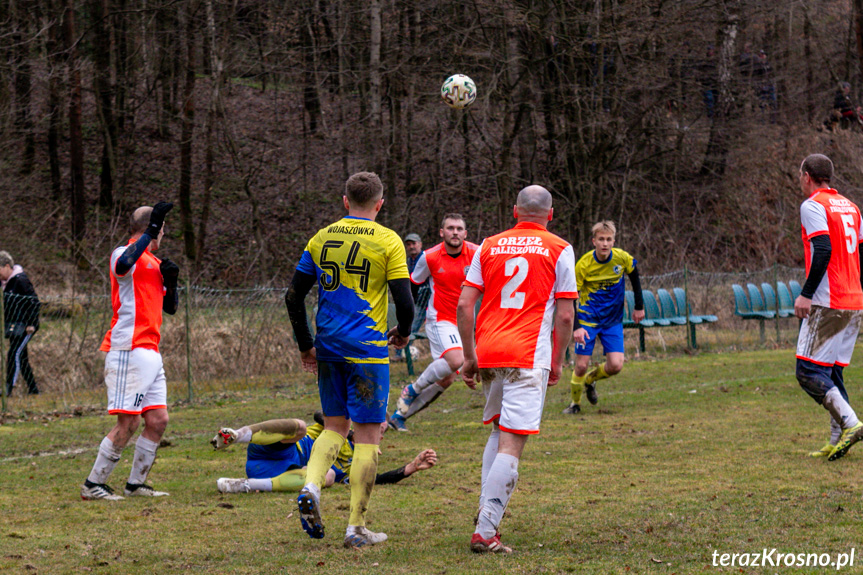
[441,74,477,109]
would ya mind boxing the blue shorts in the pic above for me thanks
[574,323,625,356]
[317,361,390,424]
[245,436,348,482]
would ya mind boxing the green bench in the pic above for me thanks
[732,281,800,342]
[624,288,716,351]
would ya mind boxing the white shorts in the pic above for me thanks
[480,367,549,435]
[425,320,462,359]
[796,306,863,367]
[104,348,167,415]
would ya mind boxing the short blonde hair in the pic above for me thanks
[0,251,13,268]
[591,220,617,238]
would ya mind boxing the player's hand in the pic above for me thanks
[25,326,35,335]
[147,201,174,236]
[407,449,438,475]
[572,328,589,345]
[300,347,317,375]
[549,361,563,386]
[160,259,180,288]
[632,309,645,324]
[387,327,409,349]
[794,295,812,320]
[461,357,479,389]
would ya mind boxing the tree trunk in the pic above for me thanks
[854,0,863,87]
[46,0,62,201]
[301,2,321,135]
[63,1,86,261]
[369,0,382,171]
[90,0,116,208]
[12,0,36,174]
[178,1,197,262]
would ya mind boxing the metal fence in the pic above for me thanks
[0,266,812,413]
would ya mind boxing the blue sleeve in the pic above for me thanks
[296,250,316,276]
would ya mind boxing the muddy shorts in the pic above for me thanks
[796,306,863,367]
[317,361,389,424]
[479,367,549,435]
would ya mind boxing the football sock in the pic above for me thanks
[87,437,124,484]
[570,371,585,404]
[304,430,345,490]
[128,435,159,485]
[235,426,253,444]
[270,469,306,492]
[404,383,445,419]
[478,428,500,516]
[250,419,305,445]
[823,387,860,430]
[411,358,454,393]
[476,453,519,540]
[830,417,842,445]
[247,478,274,492]
[595,364,611,381]
[348,443,379,527]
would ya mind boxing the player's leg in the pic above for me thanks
[810,365,851,457]
[297,361,349,539]
[826,310,863,460]
[82,350,140,501]
[584,325,625,405]
[125,350,170,497]
[213,418,306,449]
[393,322,462,428]
[566,328,597,413]
[343,363,390,548]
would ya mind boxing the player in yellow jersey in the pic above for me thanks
[285,172,414,548]
[564,221,644,414]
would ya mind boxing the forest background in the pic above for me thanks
[3,0,863,292]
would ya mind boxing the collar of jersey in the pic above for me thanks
[810,188,837,199]
[343,215,372,221]
[513,221,546,231]
[593,250,613,264]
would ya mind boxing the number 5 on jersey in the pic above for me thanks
[319,240,371,292]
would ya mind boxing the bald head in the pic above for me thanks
[515,185,553,222]
[130,206,153,235]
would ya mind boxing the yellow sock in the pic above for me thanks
[595,364,611,381]
[304,430,346,489]
[570,371,585,404]
[250,419,305,445]
[271,469,307,492]
[348,443,379,527]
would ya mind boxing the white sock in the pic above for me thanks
[302,482,321,500]
[476,453,519,539]
[478,429,500,515]
[128,436,159,485]
[824,387,860,430]
[412,358,454,393]
[403,383,445,418]
[247,478,272,492]
[831,417,842,444]
[236,426,252,444]
[87,437,124,484]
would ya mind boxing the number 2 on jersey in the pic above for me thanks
[501,256,528,309]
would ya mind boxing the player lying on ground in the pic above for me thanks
[565,220,644,415]
[212,416,437,493]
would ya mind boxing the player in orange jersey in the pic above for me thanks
[794,154,863,461]
[388,214,479,431]
[80,202,179,501]
[457,185,577,554]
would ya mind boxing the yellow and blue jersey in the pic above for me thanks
[575,248,636,328]
[246,423,353,483]
[296,216,409,364]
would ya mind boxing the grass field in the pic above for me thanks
[2,348,862,574]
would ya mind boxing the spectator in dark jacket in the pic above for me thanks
[0,251,40,395]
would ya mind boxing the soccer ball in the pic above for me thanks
[441,74,477,109]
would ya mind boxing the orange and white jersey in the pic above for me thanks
[464,222,578,369]
[100,241,165,352]
[801,189,863,310]
[411,241,479,325]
